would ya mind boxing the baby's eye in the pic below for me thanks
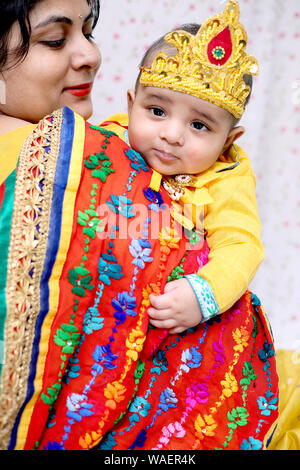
[150,107,165,117]
[191,121,208,131]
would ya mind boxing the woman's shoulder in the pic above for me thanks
[0,115,32,136]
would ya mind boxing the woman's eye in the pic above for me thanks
[192,121,208,131]
[41,39,65,48]
[150,107,165,117]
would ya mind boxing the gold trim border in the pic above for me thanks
[0,109,63,449]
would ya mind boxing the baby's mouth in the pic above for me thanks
[154,149,179,162]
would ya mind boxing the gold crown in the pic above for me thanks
[139,1,259,118]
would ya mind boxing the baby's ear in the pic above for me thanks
[127,89,136,114]
[223,125,245,152]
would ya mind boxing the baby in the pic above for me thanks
[103,7,264,334]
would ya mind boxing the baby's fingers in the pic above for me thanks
[149,293,171,310]
[149,317,177,330]
[147,307,170,321]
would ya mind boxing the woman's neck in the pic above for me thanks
[0,114,32,135]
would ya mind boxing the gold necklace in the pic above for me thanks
[162,174,194,201]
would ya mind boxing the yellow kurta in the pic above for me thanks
[100,113,264,314]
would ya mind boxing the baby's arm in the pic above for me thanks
[149,155,264,333]
[198,169,264,313]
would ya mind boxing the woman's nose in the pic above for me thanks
[71,36,101,72]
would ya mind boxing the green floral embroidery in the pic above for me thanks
[77,208,105,239]
[89,125,117,138]
[42,129,115,408]
[54,323,81,354]
[68,268,94,297]
[41,383,62,406]
[227,406,249,430]
[84,134,115,182]
[167,230,199,281]
[42,313,78,406]
[240,362,257,388]
[134,359,146,385]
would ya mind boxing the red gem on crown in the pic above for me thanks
[207,26,232,65]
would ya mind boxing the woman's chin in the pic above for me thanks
[67,99,93,120]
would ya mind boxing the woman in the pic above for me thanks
[0,0,279,451]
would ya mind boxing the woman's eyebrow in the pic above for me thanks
[34,12,93,29]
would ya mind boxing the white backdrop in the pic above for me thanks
[90,0,300,350]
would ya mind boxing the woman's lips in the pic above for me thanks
[154,149,178,162]
[64,83,92,97]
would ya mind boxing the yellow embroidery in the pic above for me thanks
[194,414,218,440]
[233,326,250,352]
[221,372,238,398]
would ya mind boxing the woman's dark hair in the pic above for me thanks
[0,0,100,71]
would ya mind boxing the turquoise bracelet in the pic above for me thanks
[184,274,220,323]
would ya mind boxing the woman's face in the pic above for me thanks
[0,0,101,122]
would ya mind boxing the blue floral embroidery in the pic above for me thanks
[128,429,147,449]
[158,387,178,412]
[91,344,118,376]
[112,291,137,325]
[257,394,278,416]
[258,340,275,371]
[98,257,123,285]
[66,393,94,422]
[129,238,153,269]
[240,437,263,450]
[43,441,64,450]
[150,349,168,376]
[125,148,149,173]
[106,194,136,218]
[99,431,117,450]
[251,293,261,314]
[143,187,166,212]
[64,356,80,382]
[180,347,203,373]
[83,306,104,335]
[129,396,151,422]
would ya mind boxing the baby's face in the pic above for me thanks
[127,85,235,176]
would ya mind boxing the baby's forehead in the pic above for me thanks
[139,85,233,125]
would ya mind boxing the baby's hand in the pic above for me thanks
[148,278,203,334]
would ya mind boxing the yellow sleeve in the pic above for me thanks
[98,113,128,141]
[198,157,265,313]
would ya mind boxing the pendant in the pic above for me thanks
[162,174,193,201]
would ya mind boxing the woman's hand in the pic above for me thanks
[148,278,203,334]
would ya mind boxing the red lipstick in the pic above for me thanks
[64,82,92,97]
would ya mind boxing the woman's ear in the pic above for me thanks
[127,89,135,115]
[223,125,245,152]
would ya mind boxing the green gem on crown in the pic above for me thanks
[212,46,226,60]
